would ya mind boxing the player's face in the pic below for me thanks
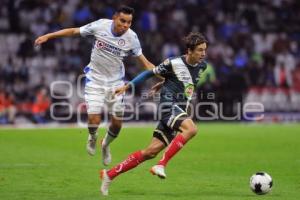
[189,43,207,63]
[113,12,132,35]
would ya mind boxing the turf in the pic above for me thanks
[0,123,299,200]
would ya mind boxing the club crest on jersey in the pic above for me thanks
[184,83,194,99]
[118,39,125,46]
[97,41,104,48]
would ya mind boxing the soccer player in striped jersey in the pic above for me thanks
[34,6,155,166]
[100,32,207,195]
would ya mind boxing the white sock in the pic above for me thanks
[102,130,117,147]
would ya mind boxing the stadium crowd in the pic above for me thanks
[0,0,300,124]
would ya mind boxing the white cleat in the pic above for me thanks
[86,133,98,156]
[101,140,112,166]
[150,165,167,179]
[100,169,111,196]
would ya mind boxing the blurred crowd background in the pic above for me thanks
[1,0,300,124]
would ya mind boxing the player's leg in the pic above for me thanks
[86,114,101,156]
[155,118,197,170]
[100,137,166,195]
[105,137,165,180]
[151,104,197,178]
[85,82,106,156]
[101,115,122,165]
[101,86,125,165]
[149,122,177,179]
[102,115,122,147]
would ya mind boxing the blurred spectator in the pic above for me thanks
[7,0,21,32]
[275,50,296,87]
[139,8,157,32]
[73,2,93,26]
[32,87,51,123]
[293,64,300,91]
[246,60,265,87]
[0,89,16,124]
[234,49,248,69]
[264,64,276,87]
[162,40,180,59]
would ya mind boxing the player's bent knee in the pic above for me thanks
[88,115,101,125]
[112,123,122,130]
[188,126,198,137]
[111,119,122,130]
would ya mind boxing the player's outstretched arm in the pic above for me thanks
[136,54,155,70]
[115,84,130,96]
[115,70,155,96]
[34,28,80,46]
[148,80,164,97]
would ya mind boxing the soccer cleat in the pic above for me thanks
[86,133,98,156]
[100,169,111,196]
[150,165,167,179]
[101,140,112,166]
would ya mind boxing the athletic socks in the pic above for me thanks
[158,134,187,167]
[104,134,187,180]
[106,151,145,180]
[102,129,118,147]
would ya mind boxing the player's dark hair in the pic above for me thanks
[183,32,207,51]
[116,5,135,15]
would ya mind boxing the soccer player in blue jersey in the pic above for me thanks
[34,6,155,165]
[100,32,208,195]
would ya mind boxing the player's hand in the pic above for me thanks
[114,84,130,96]
[149,80,164,97]
[34,35,49,46]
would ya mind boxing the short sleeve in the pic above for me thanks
[131,34,142,57]
[153,59,172,76]
[79,20,100,37]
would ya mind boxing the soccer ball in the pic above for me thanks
[250,172,273,195]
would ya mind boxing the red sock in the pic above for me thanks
[158,134,186,167]
[106,150,145,180]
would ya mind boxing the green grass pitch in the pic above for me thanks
[0,123,299,200]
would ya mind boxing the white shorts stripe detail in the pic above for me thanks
[167,115,175,127]
[154,129,170,145]
[170,112,187,129]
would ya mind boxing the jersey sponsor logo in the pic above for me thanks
[178,71,192,82]
[118,39,125,46]
[95,39,122,56]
